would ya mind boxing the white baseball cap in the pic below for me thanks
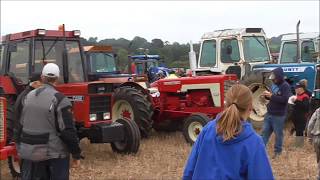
[42,63,60,78]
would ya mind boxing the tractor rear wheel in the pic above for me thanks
[112,87,153,137]
[110,119,140,154]
[8,156,21,178]
[183,113,210,144]
[242,70,271,129]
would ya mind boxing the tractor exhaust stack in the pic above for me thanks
[296,20,301,63]
[188,41,197,76]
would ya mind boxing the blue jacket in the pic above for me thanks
[183,119,274,180]
[267,67,291,116]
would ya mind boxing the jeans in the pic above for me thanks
[21,156,70,180]
[262,113,286,154]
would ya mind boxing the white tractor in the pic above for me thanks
[189,28,273,128]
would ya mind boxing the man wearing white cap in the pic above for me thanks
[18,63,81,180]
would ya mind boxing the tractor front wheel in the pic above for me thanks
[112,87,153,137]
[110,119,141,154]
[183,114,210,144]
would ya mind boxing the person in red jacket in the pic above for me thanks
[291,81,310,147]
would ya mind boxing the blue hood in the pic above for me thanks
[215,121,255,145]
[271,67,285,84]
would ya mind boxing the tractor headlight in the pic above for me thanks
[103,112,111,120]
[89,114,97,121]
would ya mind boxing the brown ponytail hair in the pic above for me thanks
[216,84,253,141]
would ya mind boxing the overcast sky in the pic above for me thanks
[1,1,319,44]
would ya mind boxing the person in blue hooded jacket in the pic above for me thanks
[183,84,274,180]
[262,67,291,158]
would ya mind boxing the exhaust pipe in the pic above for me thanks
[296,20,301,63]
[188,41,197,76]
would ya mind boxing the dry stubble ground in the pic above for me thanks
[0,130,319,179]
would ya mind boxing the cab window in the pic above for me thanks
[221,39,240,63]
[199,40,216,67]
[301,40,316,62]
[9,41,30,84]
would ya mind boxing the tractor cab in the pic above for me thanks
[278,32,319,64]
[129,54,170,82]
[194,28,272,79]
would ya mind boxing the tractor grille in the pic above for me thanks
[0,98,5,143]
[90,96,111,120]
[224,80,237,98]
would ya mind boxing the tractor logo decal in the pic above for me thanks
[163,81,181,85]
[254,66,314,73]
[181,83,221,107]
[67,96,84,102]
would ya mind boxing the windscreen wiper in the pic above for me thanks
[252,35,265,48]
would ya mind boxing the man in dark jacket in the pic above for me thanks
[13,73,42,144]
[262,67,291,158]
[18,63,81,180]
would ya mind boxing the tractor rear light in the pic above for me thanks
[103,112,111,120]
[89,114,97,121]
[37,29,46,35]
[73,30,81,36]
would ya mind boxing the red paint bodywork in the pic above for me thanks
[0,76,17,95]
[56,82,113,128]
[150,75,237,123]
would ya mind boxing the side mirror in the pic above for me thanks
[113,53,118,58]
[8,44,17,52]
[226,45,232,55]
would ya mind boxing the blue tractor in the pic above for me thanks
[250,22,320,115]
[129,54,172,83]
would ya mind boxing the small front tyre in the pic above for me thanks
[183,114,210,144]
[8,155,21,178]
[110,119,141,154]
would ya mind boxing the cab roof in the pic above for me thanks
[1,29,80,42]
[130,55,160,60]
[201,28,266,39]
[281,32,319,41]
[83,45,113,52]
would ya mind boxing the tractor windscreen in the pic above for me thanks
[243,36,270,62]
[280,40,316,63]
[199,40,217,67]
[34,40,84,83]
[89,52,117,73]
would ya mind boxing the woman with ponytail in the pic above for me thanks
[183,84,274,180]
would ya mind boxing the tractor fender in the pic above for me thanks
[119,82,149,95]
[0,76,17,95]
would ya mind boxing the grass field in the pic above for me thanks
[0,130,318,179]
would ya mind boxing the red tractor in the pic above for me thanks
[0,26,141,177]
[150,75,237,143]
[77,45,238,143]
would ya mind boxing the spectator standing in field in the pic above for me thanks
[307,107,320,179]
[262,67,291,158]
[183,84,274,180]
[291,82,310,147]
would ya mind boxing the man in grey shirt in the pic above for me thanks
[18,63,81,180]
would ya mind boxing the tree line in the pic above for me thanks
[80,35,282,69]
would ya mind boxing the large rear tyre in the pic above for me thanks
[183,113,210,144]
[112,87,153,138]
[242,70,271,129]
[8,156,21,178]
[111,119,141,154]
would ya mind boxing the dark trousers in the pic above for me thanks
[292,114,307,136]
[21,157,70,180]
